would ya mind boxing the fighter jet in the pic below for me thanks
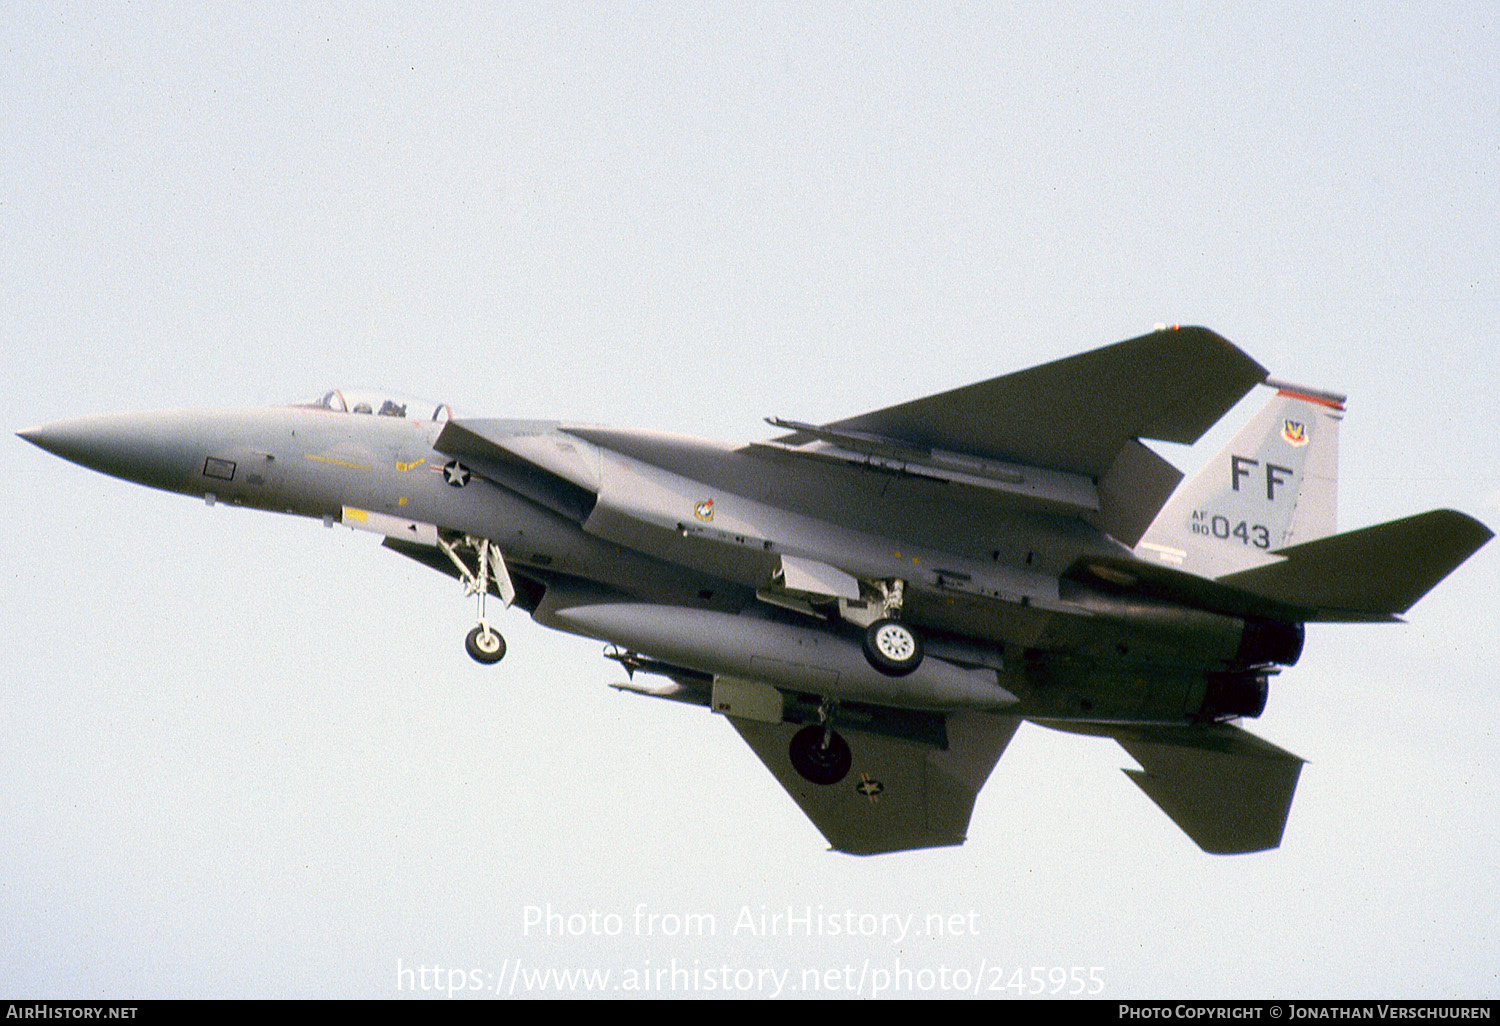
[18,327,1491,855]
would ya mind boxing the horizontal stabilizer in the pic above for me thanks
[1218,509,1493,618]
[1111,724,1304,854]
[729,712,1019,855]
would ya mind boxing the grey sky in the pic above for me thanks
[4,2,1497,998]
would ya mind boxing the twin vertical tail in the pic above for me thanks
[1135,381,1491,620]
[1135,381,1345,580]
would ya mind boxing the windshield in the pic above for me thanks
[305,390,453,423]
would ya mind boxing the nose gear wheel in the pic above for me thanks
[466,625,506,664]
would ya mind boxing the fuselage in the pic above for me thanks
[18,395,1290,724]
[19,398,1121,618]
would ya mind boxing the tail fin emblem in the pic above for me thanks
[1281,419,1308,447]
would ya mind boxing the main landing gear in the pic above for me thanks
[788,700,851,785]
[854,578,924,677]
[439,534,515,665]
[862,618,924,676]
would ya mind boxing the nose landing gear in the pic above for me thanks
[465,625,506,665]
[439,534,516,665]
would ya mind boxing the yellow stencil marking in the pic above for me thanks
[305,453,371,472]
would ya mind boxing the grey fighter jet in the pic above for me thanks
[19,327,1491,855]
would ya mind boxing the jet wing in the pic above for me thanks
[1097,722,1304,854]
[820,326,1267,477]
[727,712,1020,855]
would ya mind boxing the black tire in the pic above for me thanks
[465,626,506,665]
[862,618,923,676]
[788,725,852,786]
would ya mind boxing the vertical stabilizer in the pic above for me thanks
[1134,382,1344,579]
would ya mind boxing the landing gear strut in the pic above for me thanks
[440,534,515,665]
[788,700,851,785]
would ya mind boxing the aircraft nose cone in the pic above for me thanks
[17,421,95,461]
[18,411,203,493]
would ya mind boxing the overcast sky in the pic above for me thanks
[4,2,1498,999]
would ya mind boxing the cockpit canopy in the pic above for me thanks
[305,389,453,423]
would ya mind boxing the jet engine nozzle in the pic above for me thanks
[1234,618,1305,668]
[1198,671,1270,721]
